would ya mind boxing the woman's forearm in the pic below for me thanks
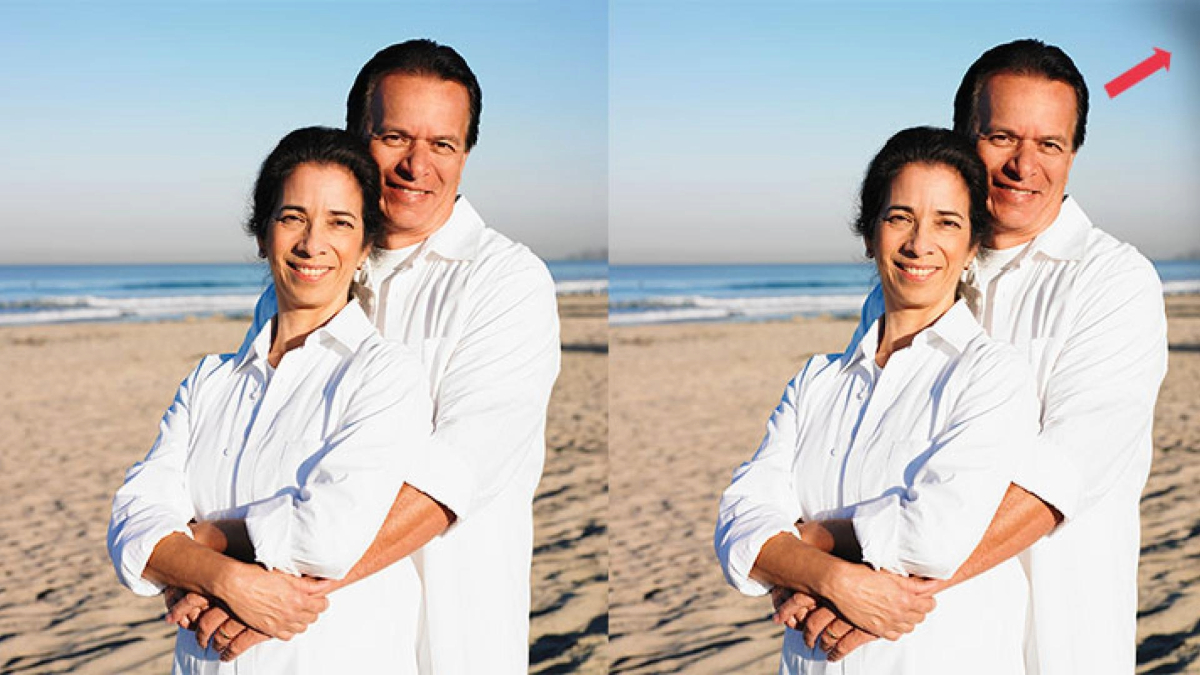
[144,532,247,599]
[751,531,847,598]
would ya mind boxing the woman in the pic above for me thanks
[714,127,1040,674]
[108,127,431,674]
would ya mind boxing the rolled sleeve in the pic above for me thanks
[108,361,209,596]
[715,368,810,596]
[244,344,432,579]
[1011,255,1167,522]
[403,262,560,523]
[854,347,1040,579]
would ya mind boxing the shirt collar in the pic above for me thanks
[232,298,375,373]
[356,195,482,296]
[839,298,979,372]
[1019,195,1091,263]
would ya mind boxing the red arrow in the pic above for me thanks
[1105,48,1171,98]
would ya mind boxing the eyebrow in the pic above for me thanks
[885,205,964,218]
[983,125,1069,144]
[329,210,359,220]
[376,125,462,145]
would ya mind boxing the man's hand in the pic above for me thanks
[801,605,877,658]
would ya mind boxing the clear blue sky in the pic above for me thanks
[0,1,607,264]
[610,1,1200,263]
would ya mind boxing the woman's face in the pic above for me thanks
[263,162,369,315]
[872,162,976,320]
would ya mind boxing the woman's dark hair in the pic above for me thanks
[853,126,992,253]
[953,38,1089,151]
[345,39,482,150]
[246,126,385,255]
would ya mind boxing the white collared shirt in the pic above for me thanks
[855,196,1168,674]
[108,300,433,674]
[716,301,1040,674]
[246,197,561,674]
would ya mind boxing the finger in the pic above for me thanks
[211,618,244,653]
[819,618,854,653]
[773,593,815,628]
[221,629,270,662]
[802,607,838,650]
[194,607,231,650]
[828,629,876,662]
[770,586,792,612]
[166,593,208,629]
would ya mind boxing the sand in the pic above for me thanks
[610,294,1200,674]
[0,294,607,674]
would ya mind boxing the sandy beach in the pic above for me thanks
[610,294,1200,674]
[0,294,607,674]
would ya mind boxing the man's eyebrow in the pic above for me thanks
[330,210,358,219]
[937,209,964,218]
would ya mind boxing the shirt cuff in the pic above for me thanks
[1012,437,1082,522]
[117,523,195,597]
[403,441,477,525]
[244,492,301,576]
[852,493,907,576]
[717,516,798,596]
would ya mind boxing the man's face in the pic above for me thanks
[973,73,1078,248]
[367,72,471,248]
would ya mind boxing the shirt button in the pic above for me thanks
[829,446,837,456]
[222,447,231,456]
[249,389,259,401]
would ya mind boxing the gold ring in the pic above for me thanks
[217,629,233,640]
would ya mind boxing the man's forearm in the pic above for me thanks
[937,483,1061,590]
[330,484,455,589]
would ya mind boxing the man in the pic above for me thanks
[775,39,1167,673]
[172,39,561,673]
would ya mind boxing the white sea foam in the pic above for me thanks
[1163,279,1200,295]
[0,294,260,326]
[556,279,608,295]
[610,293,867,326]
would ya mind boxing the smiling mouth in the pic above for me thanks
[287,261,332,281]
[386,181,432,196]
[995,183,1038,197]
[895,262,940,280]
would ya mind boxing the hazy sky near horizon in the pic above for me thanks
[0,1,607,264]
[611,1,1200,264]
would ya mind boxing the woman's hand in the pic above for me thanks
[215,564,330,641]
[822,562,937,640]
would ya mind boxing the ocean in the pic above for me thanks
[0,260,608,327]
[611,260,1200,326]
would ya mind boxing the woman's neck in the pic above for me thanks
[268,299,349,368]
[875,299,954,368]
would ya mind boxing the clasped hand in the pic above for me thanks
[771,565,937,661]
[164,566,333,661]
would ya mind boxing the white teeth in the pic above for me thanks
[1003,187,1035,195]
[399,188,426,195]
[900,265,936,278]
[292,265,329,278]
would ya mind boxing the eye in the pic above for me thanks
[277,213,304,225]
[940,219,963,229]
[885,213,912,225]
[985,132,1016,147]
[432,140,458,155]
[1040,140,1065,155]
[376,131,409,147]
[333,218,356,229]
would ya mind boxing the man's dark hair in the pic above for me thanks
[345,39,482,150]
[953,38,1089,151]
[246,126,385,254]
[854,126,993,253]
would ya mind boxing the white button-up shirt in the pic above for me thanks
[716,301,1040,674]
[246,197,561,674]
[108,300,433,674]
[855,196,1168,674]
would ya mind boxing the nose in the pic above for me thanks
[395,141,431,181]
[293,223,326,257]
[1003,140,1038,181]
[904,221,935,257]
